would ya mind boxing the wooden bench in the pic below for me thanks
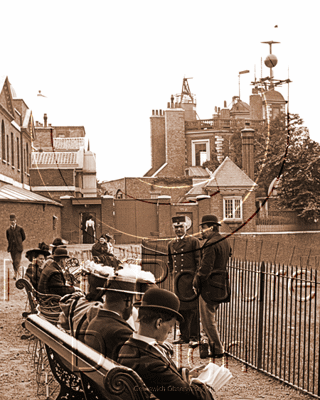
[25,314,157,400]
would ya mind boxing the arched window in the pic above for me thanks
[1,120,5,160]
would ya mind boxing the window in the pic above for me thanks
[17,137,20,169]
[11,133,14,166]
[26,143,29,171]
[191,139,209,166]
[223,196,242,220]
[6,135,9,163]
[1,120,5,160]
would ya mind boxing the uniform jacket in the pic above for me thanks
[195,232,232,304]
[6,225,26,253]
[38,259,76,296]
[84,309,134,361]
[117,337,214,400]
[168,236,200,309]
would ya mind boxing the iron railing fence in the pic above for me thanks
[141,240,320,398]
[219,259,320,398]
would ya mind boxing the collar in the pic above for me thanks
[176,234,186,241]
[133,332,157,346]
[103,309,120,317]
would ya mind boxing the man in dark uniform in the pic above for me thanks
[168,215,201,347]
[193,215,232,358]
[6,214,26,280]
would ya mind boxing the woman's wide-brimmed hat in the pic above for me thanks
[25,242,51,261]
[136,287,184,322]
[199,214,221,226]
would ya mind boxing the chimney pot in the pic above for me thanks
[224,101,227,108]
[156,110,158,115]
[167,102,170,108]
[44,113,47,127]
[152,110,155,115]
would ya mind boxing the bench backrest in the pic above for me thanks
[25,315,157,400]
[16,278,62,324]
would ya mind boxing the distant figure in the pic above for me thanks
[84,215,95,244]
[91,234,119,268]
[6,214,26,280]
[25,242,51,290]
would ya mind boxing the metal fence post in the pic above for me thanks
[257,261,265,370]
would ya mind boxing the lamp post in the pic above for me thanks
[238,70,250,99]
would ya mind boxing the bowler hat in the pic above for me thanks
[53,248,70,259]
[199,214,221,226]
[136,287,184,322]
[9,214,16,221]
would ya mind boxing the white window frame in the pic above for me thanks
[191,139,210,166]
[223,196,243,221]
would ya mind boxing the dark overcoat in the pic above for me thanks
[6,225,26,253]
[168,236,200,309]
[195,231,232,304]
[117,337,214,400]
[84,309,133,361]
[38,259,75,296]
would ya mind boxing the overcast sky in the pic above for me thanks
[1,1,318,182]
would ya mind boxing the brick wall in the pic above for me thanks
[150,114,166,173]
[157,109,186,177]
[30,168,74,187]
[0,202,62,251]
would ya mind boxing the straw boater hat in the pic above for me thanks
[135,287,184,322]
[25,242,51,262]
[97,275,144,295]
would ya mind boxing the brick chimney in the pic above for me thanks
[241,126,255,180]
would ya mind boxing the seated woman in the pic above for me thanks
[91,234,119,269]
[25,243,51,290]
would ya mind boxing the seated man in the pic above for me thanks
[117,287,215,400]
[84,275,142,361]
[38,248,79,296]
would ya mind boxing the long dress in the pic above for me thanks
[85,220,95,244]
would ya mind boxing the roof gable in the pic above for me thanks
[0,76,15,120]
[205,157,257,188]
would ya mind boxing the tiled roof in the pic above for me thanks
[32,152,78,165]
[206,157,257,188]
[185,166,210,177]
[263,90,285,102]
[0,184,61,205]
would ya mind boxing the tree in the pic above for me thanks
[276,135,320,222]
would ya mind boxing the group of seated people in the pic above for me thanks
[91,233,120,269]
[24,238,216,399]
[58,275,216,399]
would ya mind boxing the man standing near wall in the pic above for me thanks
[6,214,26,280]
[193,215,232,358]
[168,215,200,347]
